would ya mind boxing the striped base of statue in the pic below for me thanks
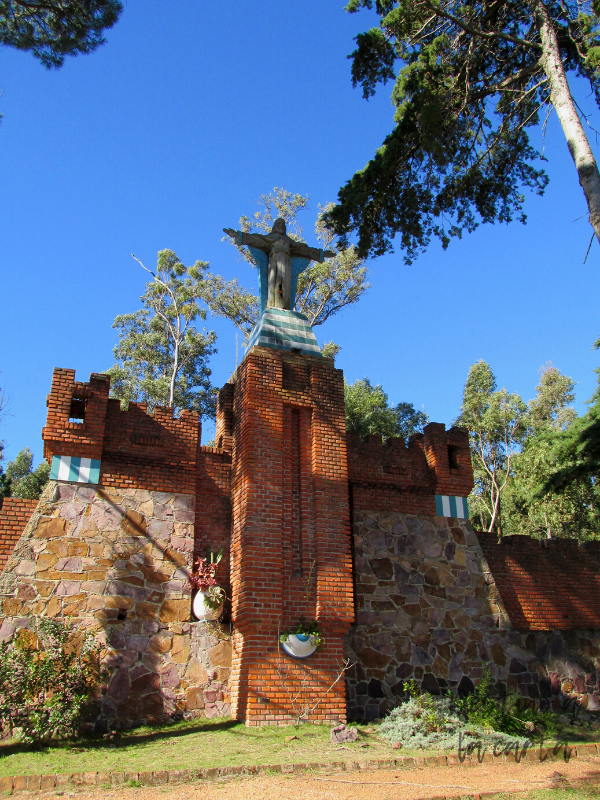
[246,308,322,357]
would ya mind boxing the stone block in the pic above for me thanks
[185,686,205,710]
[34,517,67,538]
[172,634,190,663]
[209,640,232,667]
[122,510,147,536]
[160,599,190,622]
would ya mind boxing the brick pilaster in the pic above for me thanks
[228,348,354,725]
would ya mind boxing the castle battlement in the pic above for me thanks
[347,422,473,515]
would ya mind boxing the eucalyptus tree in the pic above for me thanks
[107,250,218,419]
[4,448,49,500]
[325,0,600,260]
[501,364,597,539]
[456,361,527,536]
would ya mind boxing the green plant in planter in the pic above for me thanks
[279,616,324,648]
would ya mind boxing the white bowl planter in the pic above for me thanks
[192,591,223,622]
[280,633,318,659]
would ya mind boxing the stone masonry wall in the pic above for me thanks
[346,510,600,721]
[0,481,231,729]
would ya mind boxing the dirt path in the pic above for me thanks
[54,755,600,799]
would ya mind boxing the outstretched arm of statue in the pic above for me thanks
[290,242,336,262]
[223,229,272,250]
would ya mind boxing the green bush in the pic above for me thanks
[0,618,105,745]
[379,671,556,752]
[454,669,557,739]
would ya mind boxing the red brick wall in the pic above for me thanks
[347,424,473,514]
[423,423,474,498]
[195,447,232,595]
[41,369,201,495]
[478,533,600,630]
[42,369,110,462]
[215,383,234,454]
[0,498,38,570]
[228,348,354,725]
[100,400,200,494]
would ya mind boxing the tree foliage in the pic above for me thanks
[0,1,122,68]
[541,336,600,492]
[325,0,600,260]
[207,188,370,338]
[458,359,600,539]
[344,377,428,440]
[456,361,527,535]
[107,250,218,419]
[502,364,600,539]
[0,618,104,745]
[4,447,49,500]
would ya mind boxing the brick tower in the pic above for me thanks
[226,345,354,725]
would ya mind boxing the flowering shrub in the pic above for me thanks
[0,618,104,745]
[190,548,225,610]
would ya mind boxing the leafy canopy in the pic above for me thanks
[344,377,428,440]
[325,0,600,260]
[107,250,218,418]
[501,363,600,540]
[4,447,50,500]
[541,335,600,492]
[458,359,600,539]
[0,1,122,68]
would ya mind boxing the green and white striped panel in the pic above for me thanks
[50,455,101,484]
[435,495,469,519]
[246,308,322,357]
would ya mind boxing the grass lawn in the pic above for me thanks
[0,716,598,779]
[0,719,395,777]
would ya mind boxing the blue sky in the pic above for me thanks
[0,0,599,462]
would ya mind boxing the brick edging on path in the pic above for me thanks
[0,741,597,794]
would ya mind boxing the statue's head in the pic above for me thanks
[271,218,287,235]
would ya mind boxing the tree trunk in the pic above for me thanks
[169,339,179,408]
[531,0,600,245]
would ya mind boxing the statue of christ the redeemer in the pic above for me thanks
[223,218,334,314]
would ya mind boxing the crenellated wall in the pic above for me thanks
[347,424,473,515]
[2,362,600,731]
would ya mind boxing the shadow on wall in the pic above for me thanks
[0,480,233,730]
[345,512,600,721]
